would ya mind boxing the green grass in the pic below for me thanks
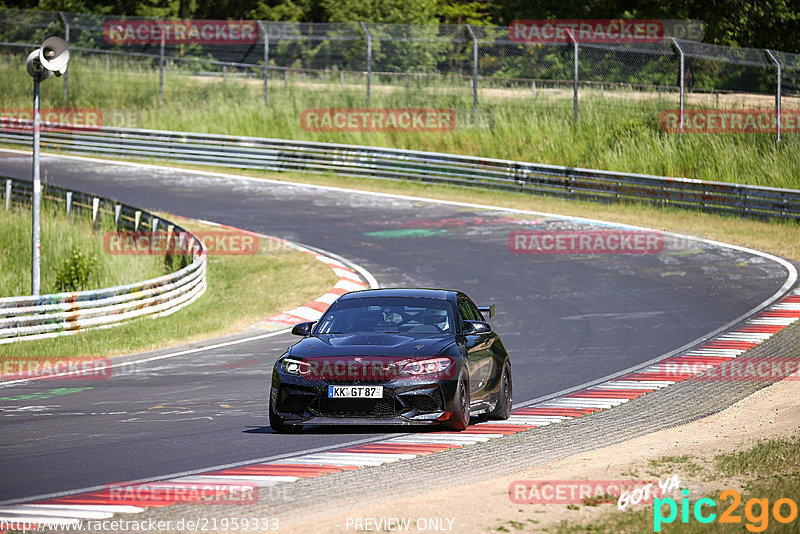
[0,215,338,360]
[0,202,165,296]
[1,53,799,189]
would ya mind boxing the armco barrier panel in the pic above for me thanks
[1,122,799,220]
[0,176,207,344]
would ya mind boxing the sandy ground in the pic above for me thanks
[283,377,800,533]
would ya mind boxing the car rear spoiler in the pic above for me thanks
[478,304,495,319]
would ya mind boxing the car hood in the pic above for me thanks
[289,333,454,358]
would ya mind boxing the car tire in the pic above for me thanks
[488,363,512,420]
[269,403,302,434]
[444,372,470,431]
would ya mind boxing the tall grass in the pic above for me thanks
[1,53,798,189]
[0,202,166,297]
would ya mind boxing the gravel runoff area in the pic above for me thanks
[62,306,800,534]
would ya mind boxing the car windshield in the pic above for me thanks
[315,297,454,335]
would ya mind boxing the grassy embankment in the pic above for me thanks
[0,204,337,360]
[0,55,798,189]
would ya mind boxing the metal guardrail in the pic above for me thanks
[0,176,207,344]
[1,122,799,219]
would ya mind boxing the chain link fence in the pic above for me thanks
[1,8,799,140]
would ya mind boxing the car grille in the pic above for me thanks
[277,387,315,413]
[400,390,443,413]
[313,397,401,416]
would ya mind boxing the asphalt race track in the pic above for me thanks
[0,150,792,503]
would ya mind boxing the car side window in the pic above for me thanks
[457,297,477,325]
[466,298,484,321]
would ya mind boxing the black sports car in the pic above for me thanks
[269,288,512,432]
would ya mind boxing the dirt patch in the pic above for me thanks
[284,377,800,533]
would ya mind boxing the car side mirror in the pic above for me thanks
[463,320,492,334]
[291,321,315,336]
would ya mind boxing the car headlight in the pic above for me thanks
[281,358,310,375]
[400,357,452,376]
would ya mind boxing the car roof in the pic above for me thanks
[338,288,456,301]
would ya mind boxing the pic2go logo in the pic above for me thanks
[654,489,798,532]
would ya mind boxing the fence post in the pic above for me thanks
[466,24,478,115]
[158,17,165,104]
[532,80,536,101]
[92,197,99,223]
[66,191,72,216]
[4,179,10,211]
[765,50,782,143]
[258,21,269,106]
[567,30,578,121]
[59,12,69,100]
[670,37,685,135]
[360,22,372,107]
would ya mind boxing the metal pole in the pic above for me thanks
[466,24,478,115]
[567,30,578,121]
[765,49,782,143]
[532,80,536,101]
[360,22,372,107]
[32,72,42,296]
[158,17,165,104]
[258,21,269,106]
[59,12,69,100]
[671,37,685,135]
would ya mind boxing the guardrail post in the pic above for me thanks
[152,217,159,234]
[134,210,141,231]
[765,49,782,143]
[359,22,372,107]
[65,191,72,216]
[466,24,479,115]
[4,179,10,211]
[92,197,99,225]
[114,203,121,227]
[59,12,69,100]
[670,38,685,135]
[258,21,269,106]
[567,30,578,121]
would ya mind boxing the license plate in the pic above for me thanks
[327,385,384,398]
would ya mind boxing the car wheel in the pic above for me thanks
[269,402,302,434]
[444,372,470,431]
[488,363,512,420]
